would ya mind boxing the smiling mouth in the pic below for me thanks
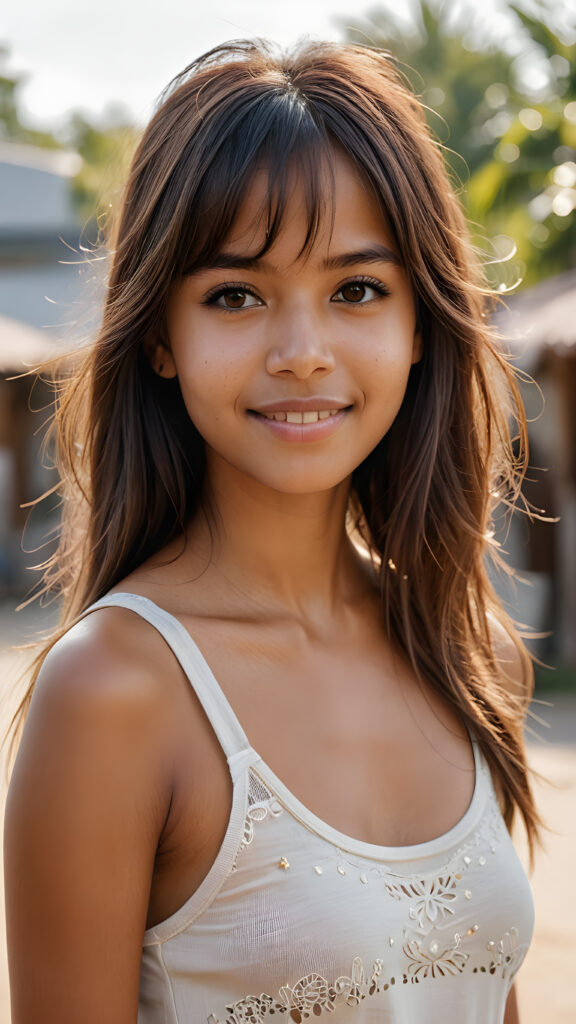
[256,409,344,424]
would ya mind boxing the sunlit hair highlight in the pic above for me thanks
[8,38,541,854]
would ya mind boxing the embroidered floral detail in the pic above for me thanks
[385,876,459,926]
[239,805,269,852]
[403,937,469,980]
[369,958,384,994]
[326,954,369,1008]
[208,956,383,1023]
[316,789,504,898]
[490,927,526,979]
[472,927,528,982]
[282,972,332,1016]
[234,771,284,864]
[208,992,284,1024]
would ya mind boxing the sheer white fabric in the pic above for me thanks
[82,593,534,1024]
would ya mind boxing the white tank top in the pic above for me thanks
[84,593,534,1024]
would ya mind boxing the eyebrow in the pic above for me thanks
[193,244,402,274]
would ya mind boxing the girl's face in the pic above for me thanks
[160,150,421,496]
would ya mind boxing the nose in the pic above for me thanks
[265,307,336,379]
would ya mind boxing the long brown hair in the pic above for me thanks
[9,39,541,851]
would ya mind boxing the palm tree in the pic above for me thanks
[340,0,576,283]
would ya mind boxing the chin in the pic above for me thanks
[251,470,351,496]
[206,447,355,497]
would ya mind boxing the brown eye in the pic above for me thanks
[223,290,248,308]
[206,287,262,310]
[333,279,389,305]
[339,282,367,303]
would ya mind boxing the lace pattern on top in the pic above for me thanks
[206,929,528,1024]
[212,763,529,1023]
[207,955,384,1023]
[206,932,529,1024]
[233,770,284,868]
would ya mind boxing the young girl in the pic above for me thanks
[4,39,539,1024]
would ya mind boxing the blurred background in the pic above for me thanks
[0,0,575,1021]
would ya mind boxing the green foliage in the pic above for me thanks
[0,46,139,229]
[341,0,576,285]
[0,45,63,149]
[341,1,513,179]
[534,662,576,694]
[64,110,140,227]
[0,46,21,139]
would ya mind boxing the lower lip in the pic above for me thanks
[249,409,350,443]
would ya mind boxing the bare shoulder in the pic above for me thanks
[16,603,181,783]
[4,607,182,1023]
[40,604,173,698]
[486,610,532,705]
[17,605,188,801]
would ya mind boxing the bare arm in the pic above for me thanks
[504,983,520,1024]
[4,611,174,1024]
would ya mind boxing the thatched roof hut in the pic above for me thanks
[497,269,576,663]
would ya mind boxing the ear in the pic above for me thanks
[144,333,178,379]
[411,326,423,365]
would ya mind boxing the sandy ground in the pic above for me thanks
[0,600,574,1023]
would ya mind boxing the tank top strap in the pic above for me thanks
[79,592,254,769]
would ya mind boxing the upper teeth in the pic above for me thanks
[261,409,340,423]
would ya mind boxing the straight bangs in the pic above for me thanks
[165,91,337,281]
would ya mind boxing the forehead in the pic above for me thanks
[221,148,397,262]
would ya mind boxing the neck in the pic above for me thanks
[185,453,368,622]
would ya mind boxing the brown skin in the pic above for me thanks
[504,985,521,1024]
[4,537,523,1023]
[4,155,524,1022]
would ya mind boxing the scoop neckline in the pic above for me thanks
[96,591,486,863]
[251,740,484,864]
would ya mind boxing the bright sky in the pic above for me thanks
[2,0,515,129]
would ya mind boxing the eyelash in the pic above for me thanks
[202,275,392,312]
[202,282,262,313]
[334,276,392,302]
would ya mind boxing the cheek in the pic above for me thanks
[363,332,417,391]
[170,314,257,389]
[172,346,245,439]
[361,340,417,432]
[354,302,417,362]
